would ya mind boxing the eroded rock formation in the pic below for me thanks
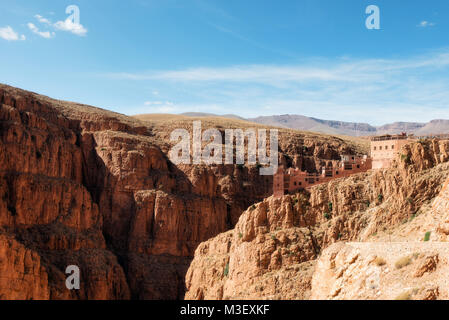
[0,84,361,299]
[185,139,449,300]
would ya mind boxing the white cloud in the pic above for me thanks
[30,13,87,38]
[27,23,55,39]
[142,101,176,113]
[106,51,449,85]
[104,49,449,124]
[418,21,435,28]
[144,101,173,106]
[0,26,25,41]
[35,14,51,25]
[54,18,87,36]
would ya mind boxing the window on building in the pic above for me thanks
[379,146,382,150]
[373,147,376,151]
[392,145,394,149]
[336,171,339,175]
[385,146,388,150]
[294,182,297,186]
[357,165,360,168]
[298,182,302,186]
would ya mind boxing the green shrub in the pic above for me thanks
[224,262,229,277]
[401,154,411,164]
[238,232,243,239]
[324,212,331,220]
[424,231,431,242]
[328,202,333,212]
[377,194,384,202]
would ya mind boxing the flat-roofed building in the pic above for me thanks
[370,133,411,169]
[273,154,372,197]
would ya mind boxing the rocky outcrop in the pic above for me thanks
[185,195,318,300]
[0,84,362,300]
[185,138,449,300]
[307,139,449,247]
[311,242,449,300]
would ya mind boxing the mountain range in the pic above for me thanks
[181,113,449,136]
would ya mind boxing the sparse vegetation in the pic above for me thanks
[377,194,384,202]
[224,262,229,277]
[238,232,243,239]
[328,202,333,212]
[324,212,331,220]
[271,234,277,241]
[424,231,431,242]
[395,256,412,269]
[250,204,256,211]
[401,154,411,164]
[395,291,411,300]
[374,256,386,266]
[365,200,370,208]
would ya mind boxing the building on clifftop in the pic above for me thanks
[370,133,411,169]
[273,154,372,197]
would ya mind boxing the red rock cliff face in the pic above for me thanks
[185,139,449,300]
[0,84,364,299]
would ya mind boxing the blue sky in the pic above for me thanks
[0,0,448,125]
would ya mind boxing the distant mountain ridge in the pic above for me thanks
[180,112,245,120]
[180,113,449,136]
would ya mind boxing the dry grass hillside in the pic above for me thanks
[133,113,369,156]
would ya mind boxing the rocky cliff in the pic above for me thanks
[0,84,363,299]
[185,138,449,300]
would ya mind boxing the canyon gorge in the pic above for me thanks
[0,84,364,299]
[1,83,448,300]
